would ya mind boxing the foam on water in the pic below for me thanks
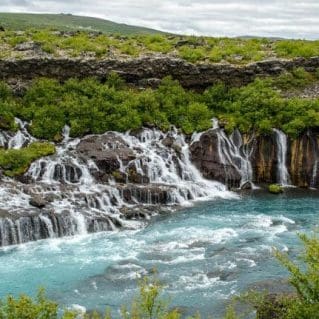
[0,193,317,318]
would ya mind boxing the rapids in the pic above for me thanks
[0,190,317,318]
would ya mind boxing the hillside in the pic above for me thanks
[0,12,164,35]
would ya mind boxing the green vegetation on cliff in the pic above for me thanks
[0,142,55,176]
[0,27,319,63]
[1,68,319,140]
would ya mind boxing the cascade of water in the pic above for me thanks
[118,128,230,204]
[273,129,291,186]
[212,120,255,188]
[0,122,236,247]
[8,118,35,149]
[311,160,318,188]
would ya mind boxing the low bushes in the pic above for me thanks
[1,69,319,140]
[1,29,319,63]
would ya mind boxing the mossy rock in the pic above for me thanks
[268,184,284,194]
[0,142,55,177]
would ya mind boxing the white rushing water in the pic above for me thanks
[212,119,255,188]
[273,129,291,186]
[0,121,236,246]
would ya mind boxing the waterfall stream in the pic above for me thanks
[0,121,235,247]
[2,119,318,247]
[212,119,255,188]
[273,129,291,186]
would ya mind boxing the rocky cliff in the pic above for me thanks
[1,56,319,92]
[190,128,319,189]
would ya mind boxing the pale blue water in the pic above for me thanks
[0,190,318,318]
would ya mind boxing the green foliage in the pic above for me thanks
[121,275,180,319]
[0,289,59,319]
[0,142,55,176]
[275,40,319,59]
[1,24,319,62]
[268,184,284,194]
[276,233,319,304]
[0,276,183,319]
[273,68,316,91]
[178,46,206,63]
[1,67,319,140]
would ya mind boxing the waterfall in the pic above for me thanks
[273,129,290,186]
[8,118,35,149]
[212,119,255,188]
[0,124,235,247]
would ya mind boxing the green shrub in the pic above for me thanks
[275,40,319,59]
[1,71,319,140]
[268,184,284,194]
[274,68,316,90]
[178,46,206,63]
[0,142,55,176]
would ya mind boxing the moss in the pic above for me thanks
[0,142,55,176]
[268,184,284,194]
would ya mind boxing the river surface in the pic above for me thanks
[0,190,318,318]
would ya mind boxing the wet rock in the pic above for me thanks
[127,163,149,184]
[77,133,135,180]
[162,136,175,148]
[288,131,319,188]
[111,170,127,183]
[190,129,242,188]
[120,184,172,205]
[29,195,47,208]
[241,181,252,190]
[251,133,278,184]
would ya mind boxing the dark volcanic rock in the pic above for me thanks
[76,133,135,181]
[190,129,241,188]
[29,195,47,208]
[120,184,173,205]
[1,56,319,92]
[252,133,278,184]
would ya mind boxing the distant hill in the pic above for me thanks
[0,12,164,35]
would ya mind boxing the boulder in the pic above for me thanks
[76,133,136,181]
[29,195,47,208]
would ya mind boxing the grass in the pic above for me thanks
[0,21,318,63]
[0,27,319,65]
[0,13,164,35]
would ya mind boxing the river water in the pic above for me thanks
[0,189,318,318]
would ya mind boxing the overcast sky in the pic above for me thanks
[1,0,318,39]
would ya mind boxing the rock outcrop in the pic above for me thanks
[191,128,319,189]
[1,56,319,92]
[190,130,242,188]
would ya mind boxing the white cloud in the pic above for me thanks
[0,0,318,39]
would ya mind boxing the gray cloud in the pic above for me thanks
[0,0,318,39]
